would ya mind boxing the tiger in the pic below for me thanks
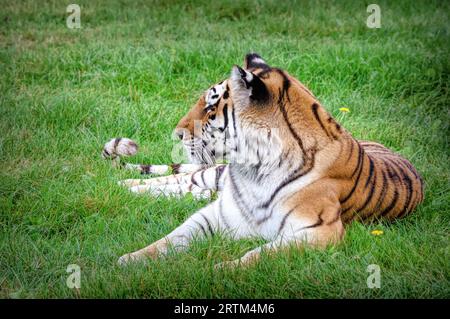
[116,53,424,268]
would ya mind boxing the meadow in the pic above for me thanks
[0,0,449,298]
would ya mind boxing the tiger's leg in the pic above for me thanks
[118,202,221,265]
[121,165,227,199]
[128,182,215,200]
[122,163,208,175]
[215,192,344,269]
[119,172,191,188]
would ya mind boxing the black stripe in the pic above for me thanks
[170,163,181,174]
[373,169,389,215]
[351,141,363,177]
[215,165,226,191]
[191,170,202,187]
[278,88,307,155]
[231,101,237,138]
[326,208,342,225]
[341,145,365,204]
[312,103,333,140]
[249,62,269,70]
[200,170,206,187]
[190,172,197,186]
[194,220,207,237]
[256,209,273,225]
[346,139,354,162]
[295,212,324,232]
[259,155,315,209]
[221,104,229,132]
[354,170,378,216]
[389,156,420,180]
[190,137,195,157]
[200,213,214,236]
[385,157,414,218]
[229,169,253,224]
[218,197,231,229]
[113,137,122,150]
[365,156,375,188]
[385,161,399,180]
[334,122,341,134]
[277,208,295,235]
[214,166,221,190]
[400,158,420,179]
[378,164,400,217]
[276,69,298,137]
[379,189,399,217]
[140,164,152,174]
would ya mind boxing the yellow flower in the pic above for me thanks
[339,107,350,113]
[371,230,384,236]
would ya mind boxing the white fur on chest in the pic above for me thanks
[217,166,320,240]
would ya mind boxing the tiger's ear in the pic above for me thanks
[231,65,268,106]
[244,53,269,70]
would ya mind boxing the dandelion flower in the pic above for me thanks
[339,107,350,113]
[371,230,384,236]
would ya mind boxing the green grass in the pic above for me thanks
[0,0,449,298]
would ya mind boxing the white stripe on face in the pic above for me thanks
[205,81,227,108]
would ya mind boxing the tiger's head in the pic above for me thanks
[174,78,233,165]
[175,53,342,169]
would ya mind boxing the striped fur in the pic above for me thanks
[119,164,227,200]
[118,53,424,268]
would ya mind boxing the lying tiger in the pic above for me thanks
[108,53,424,267]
